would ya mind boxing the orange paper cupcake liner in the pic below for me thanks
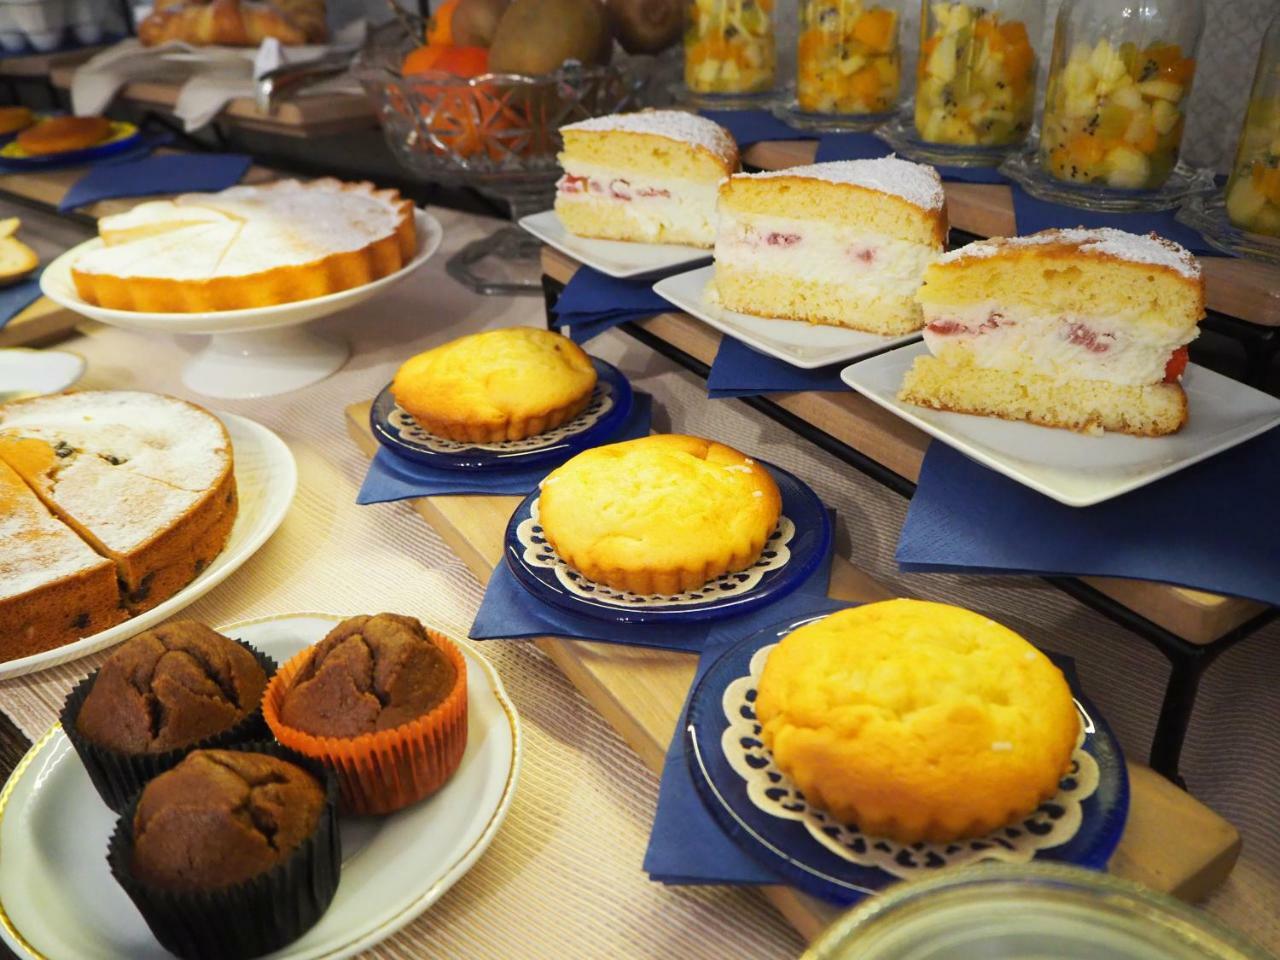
[262,629,468,816]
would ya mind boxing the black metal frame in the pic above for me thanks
[540,272,1277,788]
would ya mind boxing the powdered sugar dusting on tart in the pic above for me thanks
[940,228,1200,279]
[562,110,737,165]
[742,157,945,212]
[0,471,110,601]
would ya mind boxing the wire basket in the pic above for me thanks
[355,18,646,294]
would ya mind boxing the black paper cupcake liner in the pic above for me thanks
[60,637,278,813]
[107,741,342,960]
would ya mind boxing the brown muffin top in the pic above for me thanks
[279,613,458,738]
[131,750,325,892]
[76,620,267,753]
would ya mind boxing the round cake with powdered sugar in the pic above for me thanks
[555,110,740,249]
[0,391,237,661]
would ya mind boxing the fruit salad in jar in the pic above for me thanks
[796,1,900,116]
[1225,99,1280,237]
[684,0,776,95]
[1039,38,1196,190]
[914,3,1036,147]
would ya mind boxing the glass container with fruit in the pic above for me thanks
[782,0,902,129]
[1177,10,1280,262]
[1005,0,1211,210]
[683,0,777,101]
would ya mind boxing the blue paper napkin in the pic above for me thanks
[1010,185,1217,255]
[644,596,854,885]
[59,152,252,212]
[470,512,836,651]
[816,133,1007,183]
[897,432,1280,606]
[700,110,814,148]
[357,392,653,503]
[553,267,672,343]
[707,336,848,398]
[0,270,43,330]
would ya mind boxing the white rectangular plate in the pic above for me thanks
[653,265,921,370]
[519,209,711,279]
[841,341,1280,507]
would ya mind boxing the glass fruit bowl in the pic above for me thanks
[355,18,646,294]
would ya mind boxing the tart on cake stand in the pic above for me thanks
[39,209,442,400]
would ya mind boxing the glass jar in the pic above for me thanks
[913,0,1042,148]
[1225,13,1280,237]
[1039,0,1204,191]
[805,863,1272,960]
[795,0,902,118]
[683,0,777,96]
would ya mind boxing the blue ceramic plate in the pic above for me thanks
[370,357,633,471]
[503,461,832,625]
[0,121,141,170]
[685,613,1130,905]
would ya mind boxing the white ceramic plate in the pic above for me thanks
[653,265,921,370]
[841,341,1280,507]
[0,412,297,679]
[0,613,522,960]
[0,348,84,403]
[519,209,712,279]
[38,210,443,335]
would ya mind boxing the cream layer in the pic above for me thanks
[555,161,719,243]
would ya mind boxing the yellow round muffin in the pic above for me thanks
[391,328,598,442]
[755,599,1079,844]
[538,434,782,594]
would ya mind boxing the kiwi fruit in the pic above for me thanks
[605,0,681,55]
[452,0,511,47]
[488,0,611,74]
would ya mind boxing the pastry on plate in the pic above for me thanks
[391,327,598,442]
[0,106,34,136]
[713,157,947,334]
[109,747,340,960]
[0,390,237,623]
[755,599,1079,844]
[71,178,416,312]
[538,434,782,594]
[264,613,468,815]
[16,115,113,156]
[62,620,276,811]
[899,227,1204,436]
[555,109,739,248]
[139,0,327,46]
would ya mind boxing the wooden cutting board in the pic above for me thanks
[344,400,1240,942]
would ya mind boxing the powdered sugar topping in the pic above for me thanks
[740,157,945,212]
[940,228,1201,279]
[0,471,109,601]
[562,110,737,163]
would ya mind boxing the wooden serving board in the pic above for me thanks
[742,140,1280,329]
[541,247,1266,646]
[0,295,86,349]
[343,400,1241,941]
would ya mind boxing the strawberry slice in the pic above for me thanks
[1164,346,1189,383]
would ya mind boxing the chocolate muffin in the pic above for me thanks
[108,744,341,960]
[61,620,275,811]
[131,750,325,891]
[279,613,458,737]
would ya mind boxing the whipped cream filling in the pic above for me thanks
[714,212,938,300]
[921,302,1196,386]
[556,161,719,242]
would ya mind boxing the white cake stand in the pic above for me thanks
[40,209,443,399]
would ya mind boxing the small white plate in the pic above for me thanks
[0,613,522,960]
[841,341,1280,507]
[0,348,84,402]
[0,412,297,679]
[653,265,921,370]
[519,209,711,279]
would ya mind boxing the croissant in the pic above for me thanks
[138,0,327,47]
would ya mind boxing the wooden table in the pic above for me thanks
[343,400,1243,944]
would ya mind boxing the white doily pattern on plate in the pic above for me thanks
[723,645,1099,879]
[389,382,614,454]
[516,502,795,609]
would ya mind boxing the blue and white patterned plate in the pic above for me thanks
[502,461,832,624]
[0,121,141,169]
[685,613,1130,904]
[370,357,633,471]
